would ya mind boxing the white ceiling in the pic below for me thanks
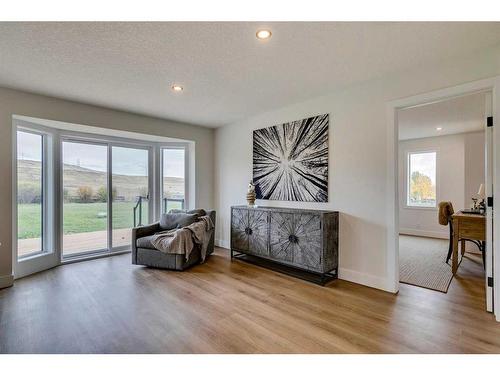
[398,91,487,140]
[1,22,500,127]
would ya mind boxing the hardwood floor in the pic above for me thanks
[1,247,499,353]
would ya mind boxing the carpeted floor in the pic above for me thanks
[399,235,462,293]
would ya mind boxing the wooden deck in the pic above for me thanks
[1,247,499,353]
[18,228,132,257]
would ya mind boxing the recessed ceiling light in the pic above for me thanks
[256,29,272,40]
[436,127,443,131]
[171,84,183,92]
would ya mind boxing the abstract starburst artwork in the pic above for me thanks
[253,113,329,202]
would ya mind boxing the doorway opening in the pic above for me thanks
[395,90,493,310]
[397,92,491,293]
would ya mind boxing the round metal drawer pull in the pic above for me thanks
[245,227,253,235]
[288,234,298,243]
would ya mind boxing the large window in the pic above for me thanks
[15,120,189,270]
[407,151,437,208]
[17,131,44,257]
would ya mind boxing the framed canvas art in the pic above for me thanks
[252,113,329,202]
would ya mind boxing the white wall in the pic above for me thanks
[465,131,487,206]
[398,132,485,239]
[215,44,500,292]
[0,87,214,288]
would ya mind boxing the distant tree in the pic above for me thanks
[96,186,117,202]
[96,186,107,202]
[17,182,41,204]
[139,186,149,199]
[63,188,69,203]
[77,186,93,203]
[410,171,435,202]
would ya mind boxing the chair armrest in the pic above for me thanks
[205,210,216,255]
[133,222,160,239]
[131,222,160,264]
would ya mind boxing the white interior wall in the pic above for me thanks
[398,132,485,239]
[0,87,214,289]
[465,131,487,206]
[215,44,500,292]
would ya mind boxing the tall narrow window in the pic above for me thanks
[62,141,108,256]
[17,131,44,257]
[407,151,437,208]
[162,148,186,212]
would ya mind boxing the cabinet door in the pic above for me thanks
[248,210,269,256]
[269,212,294,262]
[231,208,249,251]
[293,214,322,271]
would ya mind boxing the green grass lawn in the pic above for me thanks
[18,203,42,239]
[17,202,149,239]
[18,200,184,239]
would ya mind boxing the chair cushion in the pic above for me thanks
[136,235,157,250]
[159,213,198,231]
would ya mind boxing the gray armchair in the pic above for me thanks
[132,209,216,270]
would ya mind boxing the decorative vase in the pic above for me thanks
[246,181,256,206]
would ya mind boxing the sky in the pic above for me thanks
[17,131,184,177]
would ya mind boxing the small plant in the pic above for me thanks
[96,186,107,202]
[96,186,118,202]
[139,187,149,199]
[63,188,70,203]
[17,182,41,204]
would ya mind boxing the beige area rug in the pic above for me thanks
[399,235,462,293]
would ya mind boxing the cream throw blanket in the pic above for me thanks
[150,216,214,262]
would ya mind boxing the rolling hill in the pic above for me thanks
[18,159,184,201]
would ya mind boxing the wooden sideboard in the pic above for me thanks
[230,205,339,285]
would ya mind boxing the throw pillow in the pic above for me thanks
[159,213,198,231]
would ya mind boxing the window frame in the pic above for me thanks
[405,149,438,210]
[15,128,53,260]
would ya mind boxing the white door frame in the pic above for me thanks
[386,76,500,321]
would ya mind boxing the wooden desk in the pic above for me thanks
[451,211,486,274]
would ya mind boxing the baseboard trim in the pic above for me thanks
[339,267,395,293]
[399,228,448,239]
[215,239,394,293]
[215,239,230,249]
[0,274,14,289]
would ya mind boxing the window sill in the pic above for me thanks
[62,248,130,265]
[403,205,438,211]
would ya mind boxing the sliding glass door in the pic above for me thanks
[62,141,108,257]
[162,147,186,212]
[61,141,152,256]
[111,146,150,249]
